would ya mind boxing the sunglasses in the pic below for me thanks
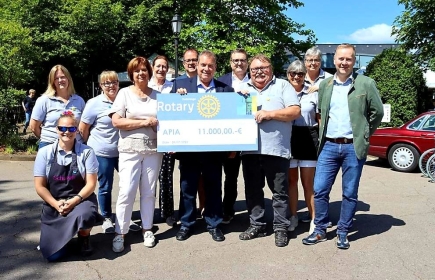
[57,126,78,133]
[288,72,305,78]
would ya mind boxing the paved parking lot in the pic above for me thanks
[1,158,434,279]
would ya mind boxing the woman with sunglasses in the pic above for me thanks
[30,65,85,149]
[148,55,177,226]
[109,57,163,253]
[34,111,99,261]
[304,46,333,93]
[78,71,140,234]
[287,60,319,234]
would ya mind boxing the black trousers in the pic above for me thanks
[222,154,241,216]
[242,154,290,231]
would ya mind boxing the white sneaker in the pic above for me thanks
[129,220,142,232]
[166,216,176,227]
[102,218,115,234]
[309,219,315,234]
[143,231,155,248]
[112,235,124,253]
[288,215,299,232]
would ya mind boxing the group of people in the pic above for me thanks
[32,43,384,262]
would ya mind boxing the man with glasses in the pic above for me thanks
[176,48,199,79]
[171,50,234,242]
[238,54,301,247]
[217,49,250,224]
[302,44,383,249]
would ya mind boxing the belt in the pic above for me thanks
[325,137,353,144]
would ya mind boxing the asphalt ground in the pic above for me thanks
[1,157,434,280]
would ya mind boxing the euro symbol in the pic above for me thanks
[237,128,242,134]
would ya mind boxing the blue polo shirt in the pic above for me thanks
[34,139,99,178]
[240,77,300,159]
[81,94,119,158]
[326,75,354,139]
[31,94,85,144]
[197,78,216,93]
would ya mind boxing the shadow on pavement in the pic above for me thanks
[0,195,46,279]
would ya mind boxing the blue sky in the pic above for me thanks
[285,0,405,44]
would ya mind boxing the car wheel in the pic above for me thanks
[388,144,419,172]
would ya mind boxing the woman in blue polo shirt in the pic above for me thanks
[34,111,99,261]
[30,65,85,149]
[79,71,141,234]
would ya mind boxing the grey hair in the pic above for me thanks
[199,50,217,65]
[287,60,307,74]
[304,46,322,60]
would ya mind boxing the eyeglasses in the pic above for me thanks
[288,72,305,78]
[231,59,247,64]
[250,65,270,73]
[183,58,198,63]
[57,126,77,133]
[305,59,321,64]
[101,81,119,87]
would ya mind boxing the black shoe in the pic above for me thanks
[176,228,191,241]
[239,225,266,241]
[274,230,289,247]
[221,214,234,225]
[209,228,225,242]
[78,235,93,257]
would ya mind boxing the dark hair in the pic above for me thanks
[183,48,199,58]
[152,55,169,67]
[231,48,248,59]
[127,57,153,81]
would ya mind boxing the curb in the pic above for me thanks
[0,154,36,161]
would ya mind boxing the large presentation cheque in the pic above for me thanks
[157,92,258,152]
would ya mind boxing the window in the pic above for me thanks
[408,116,426,130]
[421,115,435,131]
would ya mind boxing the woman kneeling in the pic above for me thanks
[34,111,99,261]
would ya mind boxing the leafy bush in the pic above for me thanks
[0,88,25,138]
[0,134,37,152]
[365,48,431,127]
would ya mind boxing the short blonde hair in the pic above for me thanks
[44,65,76,97]
[29,89,36,95]
[335,43,356,57]
[99,70,118,84]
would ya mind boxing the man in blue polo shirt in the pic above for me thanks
[238,54,301,247]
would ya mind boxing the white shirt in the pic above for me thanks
[231,73,249,91]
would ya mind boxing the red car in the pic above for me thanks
[368,111,435,172]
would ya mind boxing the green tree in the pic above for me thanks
[169,0,316,75]
[365,48,431,127]
[392,0,435,70]
[0,19,37,136]
[0,0,314,96]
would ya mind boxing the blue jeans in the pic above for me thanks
[46,245,68,262]
[313,141,366,235]
[38,141,52,150]
[96,156,119,218]
[24,111,31,129]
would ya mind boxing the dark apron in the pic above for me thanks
[291,125,319,161]
[39,144,98,258]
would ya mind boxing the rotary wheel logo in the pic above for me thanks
[197,95,220,118]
